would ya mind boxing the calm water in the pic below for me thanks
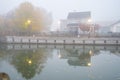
[0,44,120,80]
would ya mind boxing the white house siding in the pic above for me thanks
[111,23,120,33]
[60,11,91,34]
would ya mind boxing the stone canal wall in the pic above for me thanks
[1,36,120,45]
[0,36,6,43]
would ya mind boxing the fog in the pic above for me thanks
[0,0,120,21]
[0,2,52,36]
[0,0,120,33]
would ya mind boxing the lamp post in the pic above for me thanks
[88,19,92,23]
[27,20,31,24]
[87,19,92,37]
[25,19,31,36]
[87,19,96,37]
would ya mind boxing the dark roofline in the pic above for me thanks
[109,20,120,27]
[67,23,79,27]
[67,11,91,19]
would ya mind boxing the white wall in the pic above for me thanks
[111,23,120,33]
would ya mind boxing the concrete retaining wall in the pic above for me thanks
[4,36,120,45]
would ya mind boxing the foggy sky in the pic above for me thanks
[0,0,120,22]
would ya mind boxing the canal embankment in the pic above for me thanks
[0,36,120,45]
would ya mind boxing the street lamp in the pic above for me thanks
[25,19,31,28]
[27,20,31,24]
[25,19,31,25]
[25,19,32,36]
[88,19,96,37]
[87,19,92,23]
[87,19,92,37]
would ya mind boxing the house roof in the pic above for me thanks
[67,11,91,19]
[109,20,120,27]
[67,23,79,27]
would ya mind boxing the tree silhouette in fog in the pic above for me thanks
[0,16,5,35]
[0,2,52,36]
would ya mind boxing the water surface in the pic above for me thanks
[0,45,120,80]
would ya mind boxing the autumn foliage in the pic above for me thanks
[0,2,52,36]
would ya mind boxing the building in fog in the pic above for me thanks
[98,26,111,34]
[110,20,120,33]
[97,20,120,37]
[60,11,91,34]
[60,19,68,31]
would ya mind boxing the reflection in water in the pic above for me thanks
[59,49,92,67]
[0,44,120,80]
[0,47,52,80]
[11,49,48,79]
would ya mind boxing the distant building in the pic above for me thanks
[60,11,91,34]
[110,20,120,33]
[67,11,91,22]
[60,19,68,31]
[97,20,120,37]
[98,26,111,34]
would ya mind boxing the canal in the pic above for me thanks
[0,45,120,80]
